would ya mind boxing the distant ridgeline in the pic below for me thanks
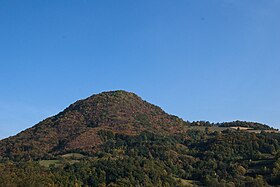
[189,120,272,129]
[0,90,280,186]
[188,120,279,134]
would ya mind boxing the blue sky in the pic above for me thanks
[1,0,280,139]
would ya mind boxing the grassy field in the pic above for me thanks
[39,158,80,167]
[174,177,202,187]
[189,126,229,132]
[39,160,61,167]
[61,153,85,159]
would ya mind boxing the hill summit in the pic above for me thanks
[0,90,187,160]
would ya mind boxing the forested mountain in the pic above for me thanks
[0,90,187,160]
[0,90,280,186]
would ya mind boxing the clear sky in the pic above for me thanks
[1,0,280,139]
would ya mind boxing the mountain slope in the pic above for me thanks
[0,90,187,160]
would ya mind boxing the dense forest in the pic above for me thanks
[1,91,280,186]
[1,130,280,186]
